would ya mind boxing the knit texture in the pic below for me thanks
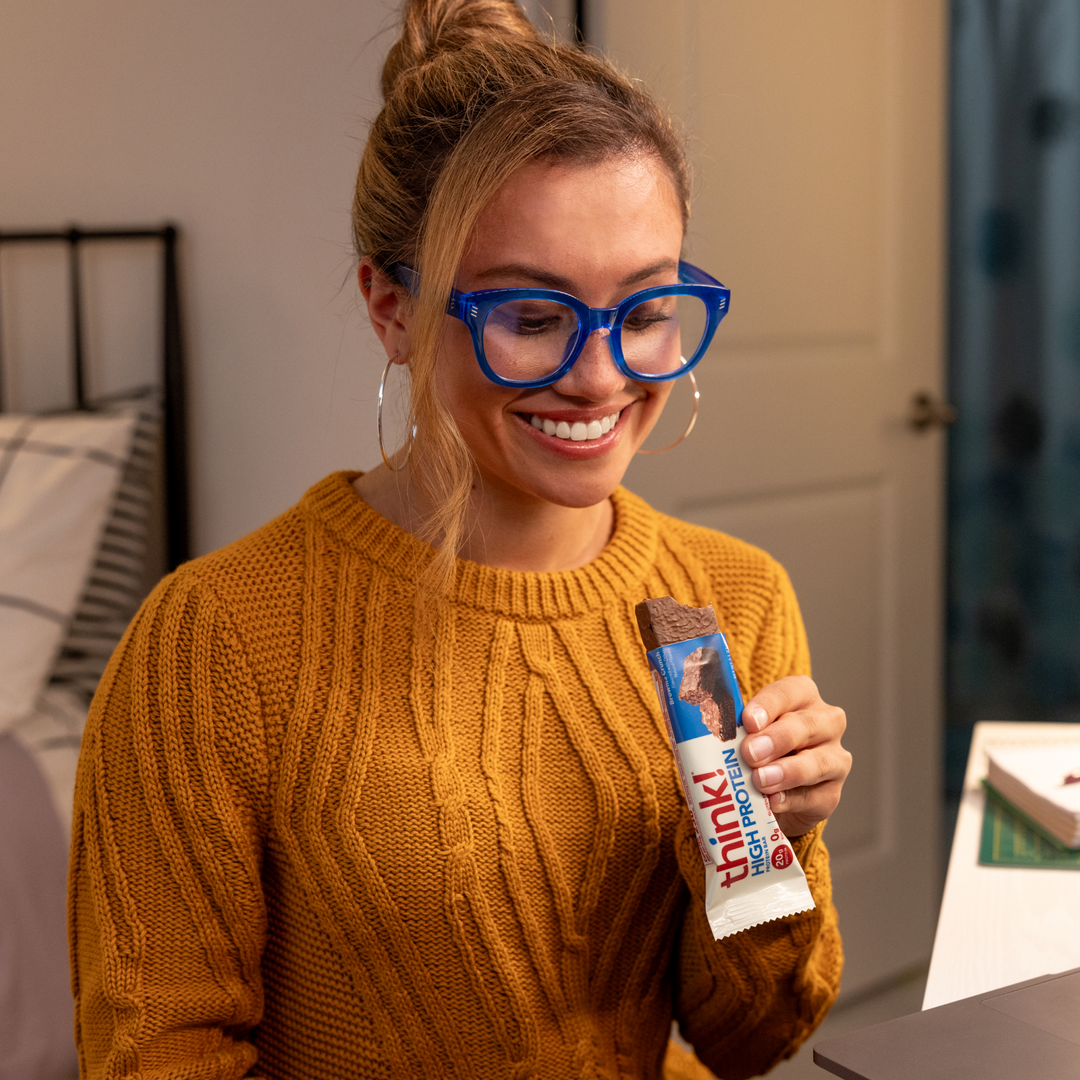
[69,471,842,1080]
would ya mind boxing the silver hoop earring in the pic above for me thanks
[636,370,700,455]
[378,358,411,472]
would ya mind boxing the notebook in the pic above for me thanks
[813,967,1080,1080]
[980,783,1080,869]
[986,741,1080,849]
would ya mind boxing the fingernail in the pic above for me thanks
[747,705,768,730]
[756,765,783,788]
[745,735,774,763]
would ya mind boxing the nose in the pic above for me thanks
[552,327,626,401]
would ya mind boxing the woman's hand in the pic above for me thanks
[740,675,851,837]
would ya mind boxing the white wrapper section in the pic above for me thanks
[646,633,815,940]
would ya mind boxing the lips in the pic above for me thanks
[527,411,621,442]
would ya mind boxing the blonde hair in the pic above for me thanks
[353,0,690,594]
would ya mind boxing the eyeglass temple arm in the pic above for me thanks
[394,264,420,295]
[394,264,468,318]
[678,260,725,288]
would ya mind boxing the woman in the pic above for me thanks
[70,2,850,1078]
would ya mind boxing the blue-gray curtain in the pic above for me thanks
[948,0,1080,785]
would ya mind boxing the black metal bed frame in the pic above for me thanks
[0,225,189,569]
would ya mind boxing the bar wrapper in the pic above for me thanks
[637,598,815,940]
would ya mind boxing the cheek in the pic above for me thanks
[434,337,516,442]
[435,326,487,410]
[629,380,681,450]
[642,380,676,421]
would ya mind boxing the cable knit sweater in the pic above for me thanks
[69,471,841,1080]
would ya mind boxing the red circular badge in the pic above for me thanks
[771,844,793,870]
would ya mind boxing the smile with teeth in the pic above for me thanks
[528,411,621,442]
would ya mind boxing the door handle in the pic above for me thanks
[908,391,957,432]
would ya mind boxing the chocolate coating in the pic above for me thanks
[635,596,720,651]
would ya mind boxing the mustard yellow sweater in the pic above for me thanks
[70,472,841,1080]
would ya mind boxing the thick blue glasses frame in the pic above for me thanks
[394,261,730,389]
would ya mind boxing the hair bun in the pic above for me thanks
[382,0,538,99]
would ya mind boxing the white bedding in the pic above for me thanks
[0,407,148,1079]
[0,412,135,733]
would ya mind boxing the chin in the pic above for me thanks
[521,465,630,510]
[473,434,637,510]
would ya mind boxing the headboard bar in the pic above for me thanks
[0,224,190,567]
[67,229,87,410]
[161,226,190,569]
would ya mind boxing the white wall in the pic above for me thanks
[0,0,400,554]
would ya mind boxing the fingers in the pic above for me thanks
[771,777,846,837]
[750,740,852,798]
[738,675,852,836]
[741,675,820,733]
[742,681,846,764]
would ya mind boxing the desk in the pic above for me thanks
[923,721,1080,1010]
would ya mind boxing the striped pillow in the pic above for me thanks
[46,398,160,703]
[0,411,135,733]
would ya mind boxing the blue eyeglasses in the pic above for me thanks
[395,261,730,389]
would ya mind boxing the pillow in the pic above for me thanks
[47,396,160,703]
[0,411,135,733]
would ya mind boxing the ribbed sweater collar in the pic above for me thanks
[299,471,660,620]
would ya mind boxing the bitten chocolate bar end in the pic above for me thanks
[635,596,719,652]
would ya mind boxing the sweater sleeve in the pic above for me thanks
[671,561,843,1079]
[69,572,270,1080]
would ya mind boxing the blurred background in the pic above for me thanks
[2,0,1077,1077]
[946,1,1080,795]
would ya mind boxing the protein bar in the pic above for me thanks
[636,596,815,940]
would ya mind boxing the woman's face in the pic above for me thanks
[436,154,685,511]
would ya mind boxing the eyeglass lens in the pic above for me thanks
[481,293,710,382]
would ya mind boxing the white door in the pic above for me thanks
[596,0,947,998]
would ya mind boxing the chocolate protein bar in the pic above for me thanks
[635,596,719,650]
[636,597,737,740]
[636,596,814,940]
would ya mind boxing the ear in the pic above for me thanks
[359,258,411,365]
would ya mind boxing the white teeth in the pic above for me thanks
[529,411,621,442]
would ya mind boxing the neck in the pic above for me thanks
[353,465,614,573]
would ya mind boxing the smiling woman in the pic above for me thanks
[68,2,849,1079]
[358,155,692,571]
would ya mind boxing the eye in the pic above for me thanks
[624,311,672,332]
[512,313,562,335]
[623,298,676,334]
[488,300,576,337]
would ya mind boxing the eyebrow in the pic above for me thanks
[471,259,680,292]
